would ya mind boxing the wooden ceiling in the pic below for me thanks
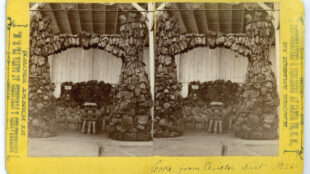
[30,3,275,35]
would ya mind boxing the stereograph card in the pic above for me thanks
[5,0,305,173]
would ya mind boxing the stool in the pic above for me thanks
[208,101,225,134]
[81,102,100,135]
[208,119,223,134]
[81,120,97,135]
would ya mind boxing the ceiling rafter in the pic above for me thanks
[191,12,199,33]
[43,3,60,34]
[169,3,187,33]
[60,4,72,34]
[89,4,94,33]
[215,4,220,32]
[218,3,232,33]
[183,3,199,33]
[132,3,147,17]
[157,2,169,11]
[30,3,43,20]
[114,6,118,34]
[240,4,245,33]
[104,4,119,34]
[78,3,94,33]
[72,4,82,34]
[156,2,169,16]
[193,4,208,33]
[229,4,233,33]
[90,4,96,33]
[92,4,105,34]
[36,2,264,36]
[203,4,209,32]
[77,4,84,32]
[205,3,220,33]
[258,2,278,29]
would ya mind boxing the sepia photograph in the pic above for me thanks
[28,2,280,157]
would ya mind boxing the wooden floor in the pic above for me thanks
[28,128,279,157]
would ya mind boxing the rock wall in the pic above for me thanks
[233,12,279,140]
[29,15,56,138]
[108,13,153,141]
[29,13,153,140]
[154,12,249,138]
[30,11,278,140]
[154,13,185,137]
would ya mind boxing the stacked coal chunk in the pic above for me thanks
[28,75,57,138]
[154,13,185,137]
[64,80,114,107]
[29,15,56,138]
[108,13,153,141]
[188,80,240,105]
[55,81,114,129]
[233,12,279,140]
[182,81,238,125]
[30,15,124,58]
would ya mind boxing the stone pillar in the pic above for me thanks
[154,13,184,137]
[108,13,153,141]
[233,12,279,140]
[29,15,57,138]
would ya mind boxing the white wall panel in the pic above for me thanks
[48,46,277,98]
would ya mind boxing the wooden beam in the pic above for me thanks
[78,4,94,33]
[257,2,272,15]
[114,6,118,34]
[146,2,155,138]
[105,4,118,34]
[92,4,105,34]
[43,3,60,33]
[180,3,198,33]
[175,3,192,32]
[218,3,232,33]
[193,8,208,33]
[91,4,96,34]
[240,4,245,33]
[205,3,220,33]
[156,2,169,16]
[132,3,147,17]
[89,4,94,33]
[73,4,82,34]
[229,4,233,33]
[77,4,84,32]
[190,11,199,33]
[30,3,42,19]
[187,4,199,33]
[157,2,169,11]
[203,4,209,32]
[147,3,154,31]
[61,4,72,34]
[258,2,279,29]
[216,4,220,32]
[169,3,187,33]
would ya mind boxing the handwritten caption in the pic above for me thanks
[150,160,298,174]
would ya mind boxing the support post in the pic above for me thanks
[30,3,42,18]
[147,2,155,138]
[274,3,280,95]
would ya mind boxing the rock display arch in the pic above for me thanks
[29,8,279,140]
[29,13,153,140]
[154,11,279,139]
